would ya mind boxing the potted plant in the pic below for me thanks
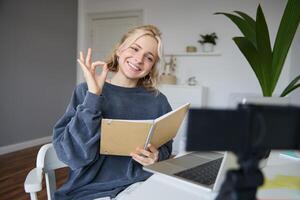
[198,32,218,52]
[215,0,300,98]
[215,0,300,165]
[160,55,177,85]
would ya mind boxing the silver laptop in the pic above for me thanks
[143,151,238,192]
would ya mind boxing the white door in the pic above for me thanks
[87,11,142,77]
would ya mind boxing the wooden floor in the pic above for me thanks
[0,145,68,200]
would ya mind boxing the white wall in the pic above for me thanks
[77,0,298,108]
[0,0,77,148]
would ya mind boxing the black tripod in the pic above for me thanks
[215,150,266,200]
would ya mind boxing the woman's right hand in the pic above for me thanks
[77,48,109,95]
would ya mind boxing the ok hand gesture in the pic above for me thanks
[77,48,109,95]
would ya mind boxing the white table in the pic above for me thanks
[258,151,300,199]
[122,151,300,200]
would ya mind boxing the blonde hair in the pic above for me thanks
[105,25,163,91]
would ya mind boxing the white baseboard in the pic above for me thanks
[0,136,52,155]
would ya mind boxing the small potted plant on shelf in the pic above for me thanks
[198,32,218,52]
[160,55,177,85]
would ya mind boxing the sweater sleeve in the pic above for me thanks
[157,94,173,162]
[52,83,105,170]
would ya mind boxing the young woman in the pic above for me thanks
[52,25,173,200]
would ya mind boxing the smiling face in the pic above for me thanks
[116,35,158,83]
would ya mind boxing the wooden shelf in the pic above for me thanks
[165,52,221,57]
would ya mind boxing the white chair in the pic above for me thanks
[24,143,67,200]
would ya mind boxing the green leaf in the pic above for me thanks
[256,5,273,96]
[280,75,300,97]
[280,84,300,97]
[233,37,268,96]
[215,12,257,47]
[234,11,256,30]
[272,0,300,92]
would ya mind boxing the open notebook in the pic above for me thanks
[100,103,190,156]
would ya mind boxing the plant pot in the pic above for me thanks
[201,43,214,52]
[160,74,177,85]
[228,94,290,108]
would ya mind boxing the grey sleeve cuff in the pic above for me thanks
[82,92,105,112]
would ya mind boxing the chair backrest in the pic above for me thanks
[37,143,67,200]
[36,143,67,171]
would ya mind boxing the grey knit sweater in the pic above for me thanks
[52,82,172,200]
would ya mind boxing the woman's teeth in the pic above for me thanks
[128,62,141,71]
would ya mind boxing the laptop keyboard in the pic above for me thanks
[174,157,223,186]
